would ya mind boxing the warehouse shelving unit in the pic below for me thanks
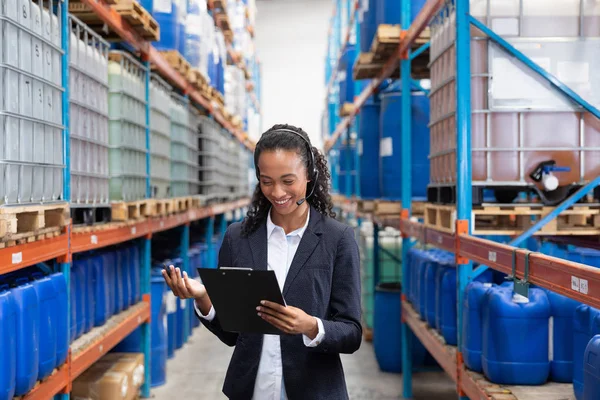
[325,0,600,399]
[1,1,254,399]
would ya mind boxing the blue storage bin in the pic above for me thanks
[482,286,551,385]
[12,282,39,396]
[461,281,495,372]
[423,253,443,326]
[49,273,68,367]
[574,305,600,399]
[103,251,117,318]
[0,286,16,400]
[89,255,109,327]
[69,267,78,343]
[435,265,457,345]
[546,290,580,383]
[584,334,600,400]
[114,249,126,313]
[373,282,427,372]
[379,82,430,200]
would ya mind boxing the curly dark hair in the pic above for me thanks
[241,124,336,236]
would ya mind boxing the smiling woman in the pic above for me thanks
[162,124,362,400]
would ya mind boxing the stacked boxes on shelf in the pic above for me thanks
[69,15,110,206]
[170,94,199,196]
[150,75,173,198]
[224,65,246,120]
[0,4,64,204]
[108,51,148,201]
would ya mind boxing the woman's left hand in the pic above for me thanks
[257,301,318,338]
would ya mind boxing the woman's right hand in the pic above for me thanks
[162,265,207,301]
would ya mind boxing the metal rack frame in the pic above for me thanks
[4,0,254,398]
[325,0,600,398]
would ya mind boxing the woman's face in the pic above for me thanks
[257,149,309,216]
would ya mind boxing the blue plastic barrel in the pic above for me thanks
[175,297,185,350]
[69,268,78,343]
[49,273,68,367]
[546,290,580,383]
[114,249,126,313]
[435,265,457,345]
[0,286,16,400]
[379,82,430,200]
[360,0,378,53]
[104,251,119,317]
[423,252,440,325]
[12,281,39,396]
[30,275,58,380]
[130,245,141,304]
[574,305,600,399]
[584,334,600,400]
[482,287,551,385]
[185,0,201,68]
[376,0,427,25]
[151,270,168,386]
[120,248,132,309]
[165,260,178,358]
[461,281,495,372]
[570,247,600,267]
[140,0,179,51]
[358,94,380,199]
[373,282,427,372]
[417,252,432,318]
[82,261,95,334]
[71,260,86,339]
[177,0,187,58]
[89,255,109,327]
[338,45,356,104]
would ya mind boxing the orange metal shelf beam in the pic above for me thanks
[21,364,69,400]
[0,234,69,274]
[151,213,190,233]
[71,222,151,254]
[324,0,445,152]
[71,300,151,381]
[402,301,458,382]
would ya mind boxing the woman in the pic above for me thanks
[163,124,362,400]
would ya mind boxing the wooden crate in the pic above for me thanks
[153,50,191,78]
[0,203,69,238]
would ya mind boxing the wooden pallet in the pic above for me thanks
[371,24,430,62]
[188,69,209,92]
[0,203,69,238]
[363,327,373,342]
[173,197,194,212]
[340,102,355,117]
[0,227,62,249]
[69,0,159,42]
[71,206,112,226]
[152,50,191,78]
[110,200,152,221]
[374,201,426,217]
[151,198,176,217]
[424,203,600,235]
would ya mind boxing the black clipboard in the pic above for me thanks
[198,267,286,335]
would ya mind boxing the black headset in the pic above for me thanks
[254,128,319,206]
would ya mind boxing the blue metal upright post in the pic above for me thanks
[344,128,352,198]
[141,236,151,397]
[58,2,70,398]
[400,0,413,397]
[219,213,228,243]
[206,217,215,268]
[455,0,472,398]
[353,9,361,199]
[181,224,190,342]
[144,60,151,198]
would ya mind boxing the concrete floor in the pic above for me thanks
[151,327,456,400]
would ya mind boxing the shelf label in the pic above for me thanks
[91,235,98,245]
[160,221,165,229]
[580,279,589,295]
[572,276,581,292]
[488,251,497,262]
[12,252,22,264]
[190,211,196,220]
[131,227,137,235]
[98,344,103,353]
[437,236,443,244]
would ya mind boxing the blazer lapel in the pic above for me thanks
[248,223,268,271]
[282,207,323,296]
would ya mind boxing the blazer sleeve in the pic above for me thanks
[313,226,362,354]
[195,227,240,347]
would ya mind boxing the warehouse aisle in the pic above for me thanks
[152,327,456,399]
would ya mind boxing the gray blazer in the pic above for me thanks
[197,205,362,400]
